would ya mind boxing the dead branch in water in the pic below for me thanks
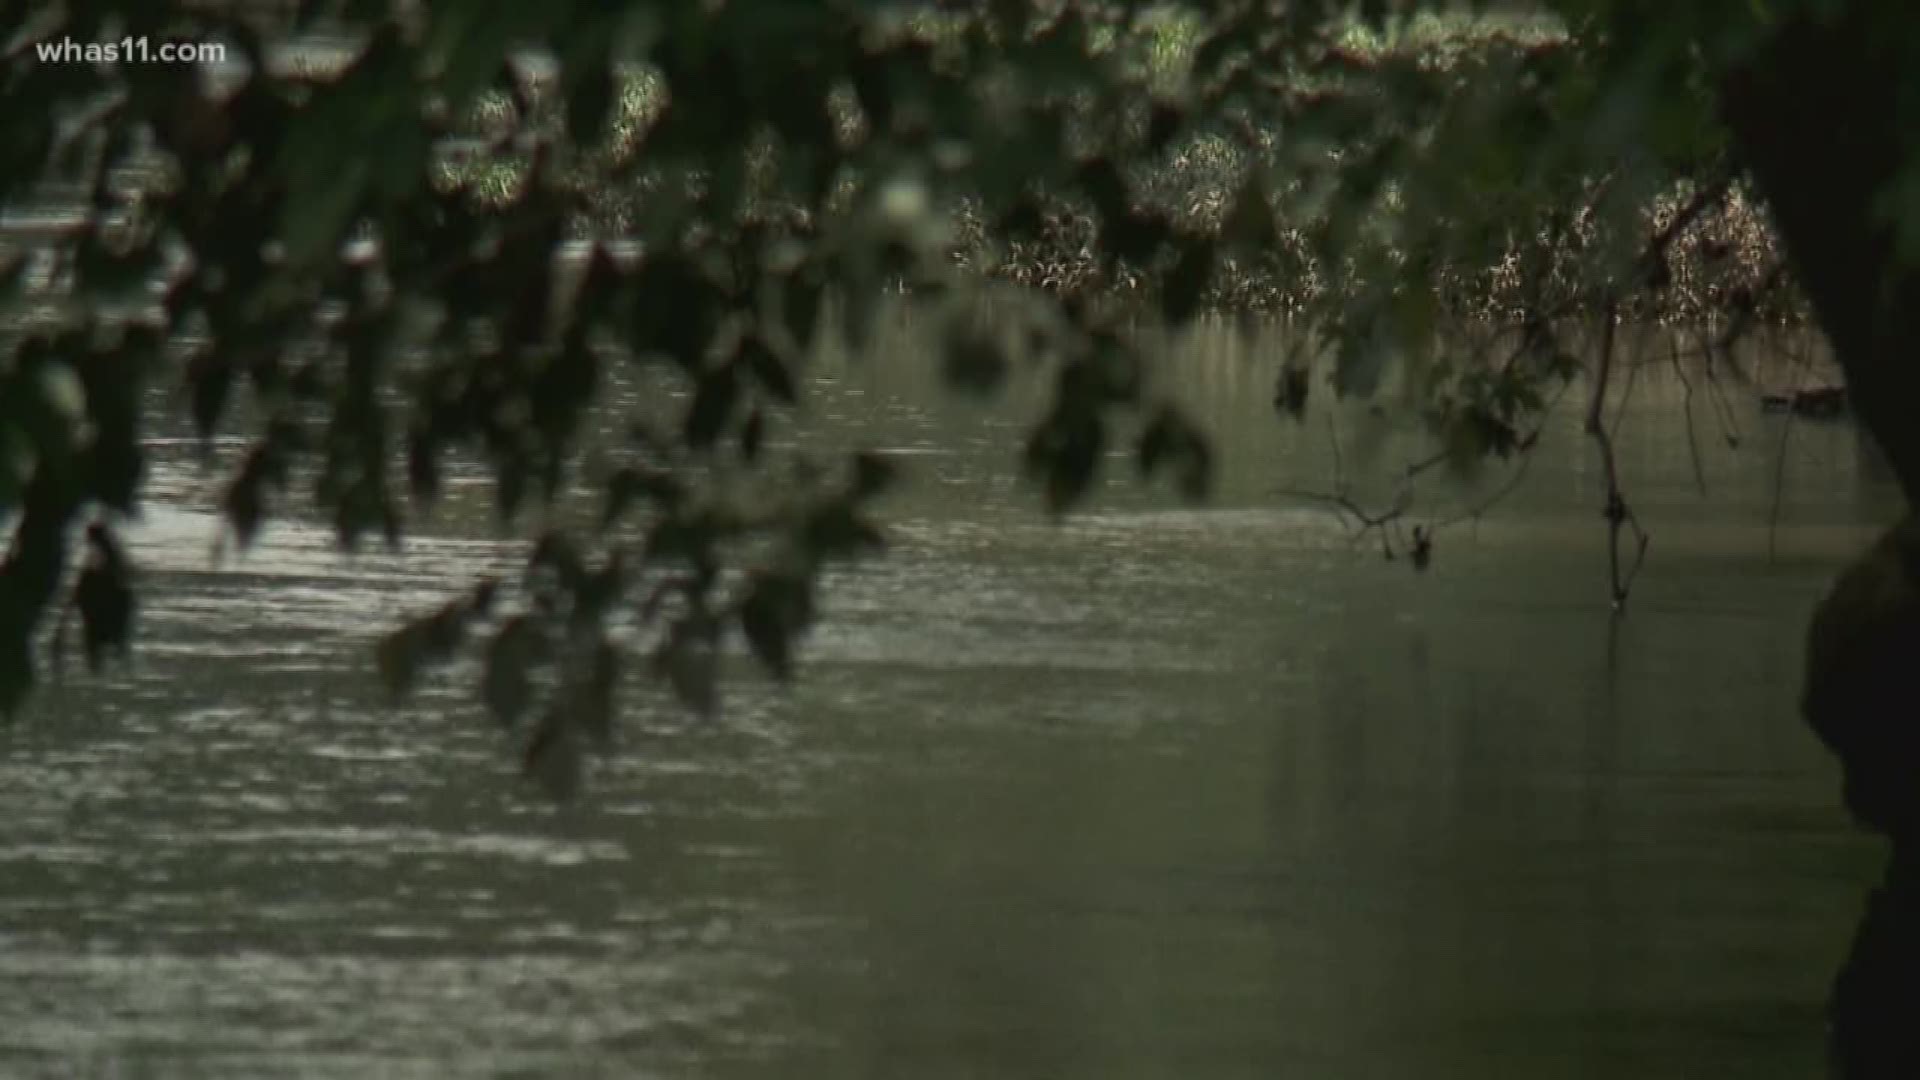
[1273,414,1416,560]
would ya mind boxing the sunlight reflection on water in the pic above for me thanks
[0,328,1898,1077]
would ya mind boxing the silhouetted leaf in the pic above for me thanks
[803,502,886,560]
[482,615,543,728]
[1162,238,1214,325]
[74,523,133,671]
[566,634,619,746]
[740,408,766,462]
[738,333,797,404]
[376,624,425,700]
[739,572,813,679]
[1274,365,1310,419]
[187,354,232,447]
[496,456,529,523]
[567,62,617,144]
[1222,173,1276,253]
[655,617,719,718]
[784,276,825,350]
[0,634,30,723]
[407,427,440,507]
[603,465,684,526]
[1024,405,1105,514]
[684,369,739,450]
[524,706,583,801]
[850,451,896,500]
[1137,407,1213,503]
[941,321,1008,395]
[1146,101,1184,154]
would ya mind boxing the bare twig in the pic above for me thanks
[1669,334,1709,496]
[1766,331,1815,562]
[1274,484,1411,557]
[1267,412,1419,558]
[1609,335,1642,436]
[1587,302,1649,611]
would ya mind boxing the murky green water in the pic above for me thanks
[0,323,1896,1077]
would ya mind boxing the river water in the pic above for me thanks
[0,321,1897,1077]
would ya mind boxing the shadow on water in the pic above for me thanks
[0,319,1906,1077]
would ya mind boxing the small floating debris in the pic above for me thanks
[1760,385,1848,419]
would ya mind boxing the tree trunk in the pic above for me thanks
[1719,4,1920,505]
[1718,6,1920,1075]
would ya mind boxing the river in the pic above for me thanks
[0,321,1895,1077]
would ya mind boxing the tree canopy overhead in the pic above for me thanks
[3,0,1919,794]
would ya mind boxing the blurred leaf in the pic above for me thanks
[187,354,233,447]
[740,408,766,462]
[785,276,825,351]
[406,426,441,508]
[523,706,583,801]
[850,451,897,500]
[0,633,30,723]
[566,634,619,747]
[803,501,886,560]
[739,571,813,680]
[1274,365,1311,419]
[496,456,529,523]
[654,616,719,718]
[423,0,521,105]
[1137,407,1213,503]
[685,368,739,450]
[1222,172,1276,254]
[941,320,1008,395]
[375,595,472,700]
[567,62,618,144]
[482,614,544,728]
[73,525,134,672]
[1024,401,1105,514]
[282,158,370,268]
[375,624,426,700]
[1162,237,1215,325]
[738,333,797,404]
[603,465,684,526]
